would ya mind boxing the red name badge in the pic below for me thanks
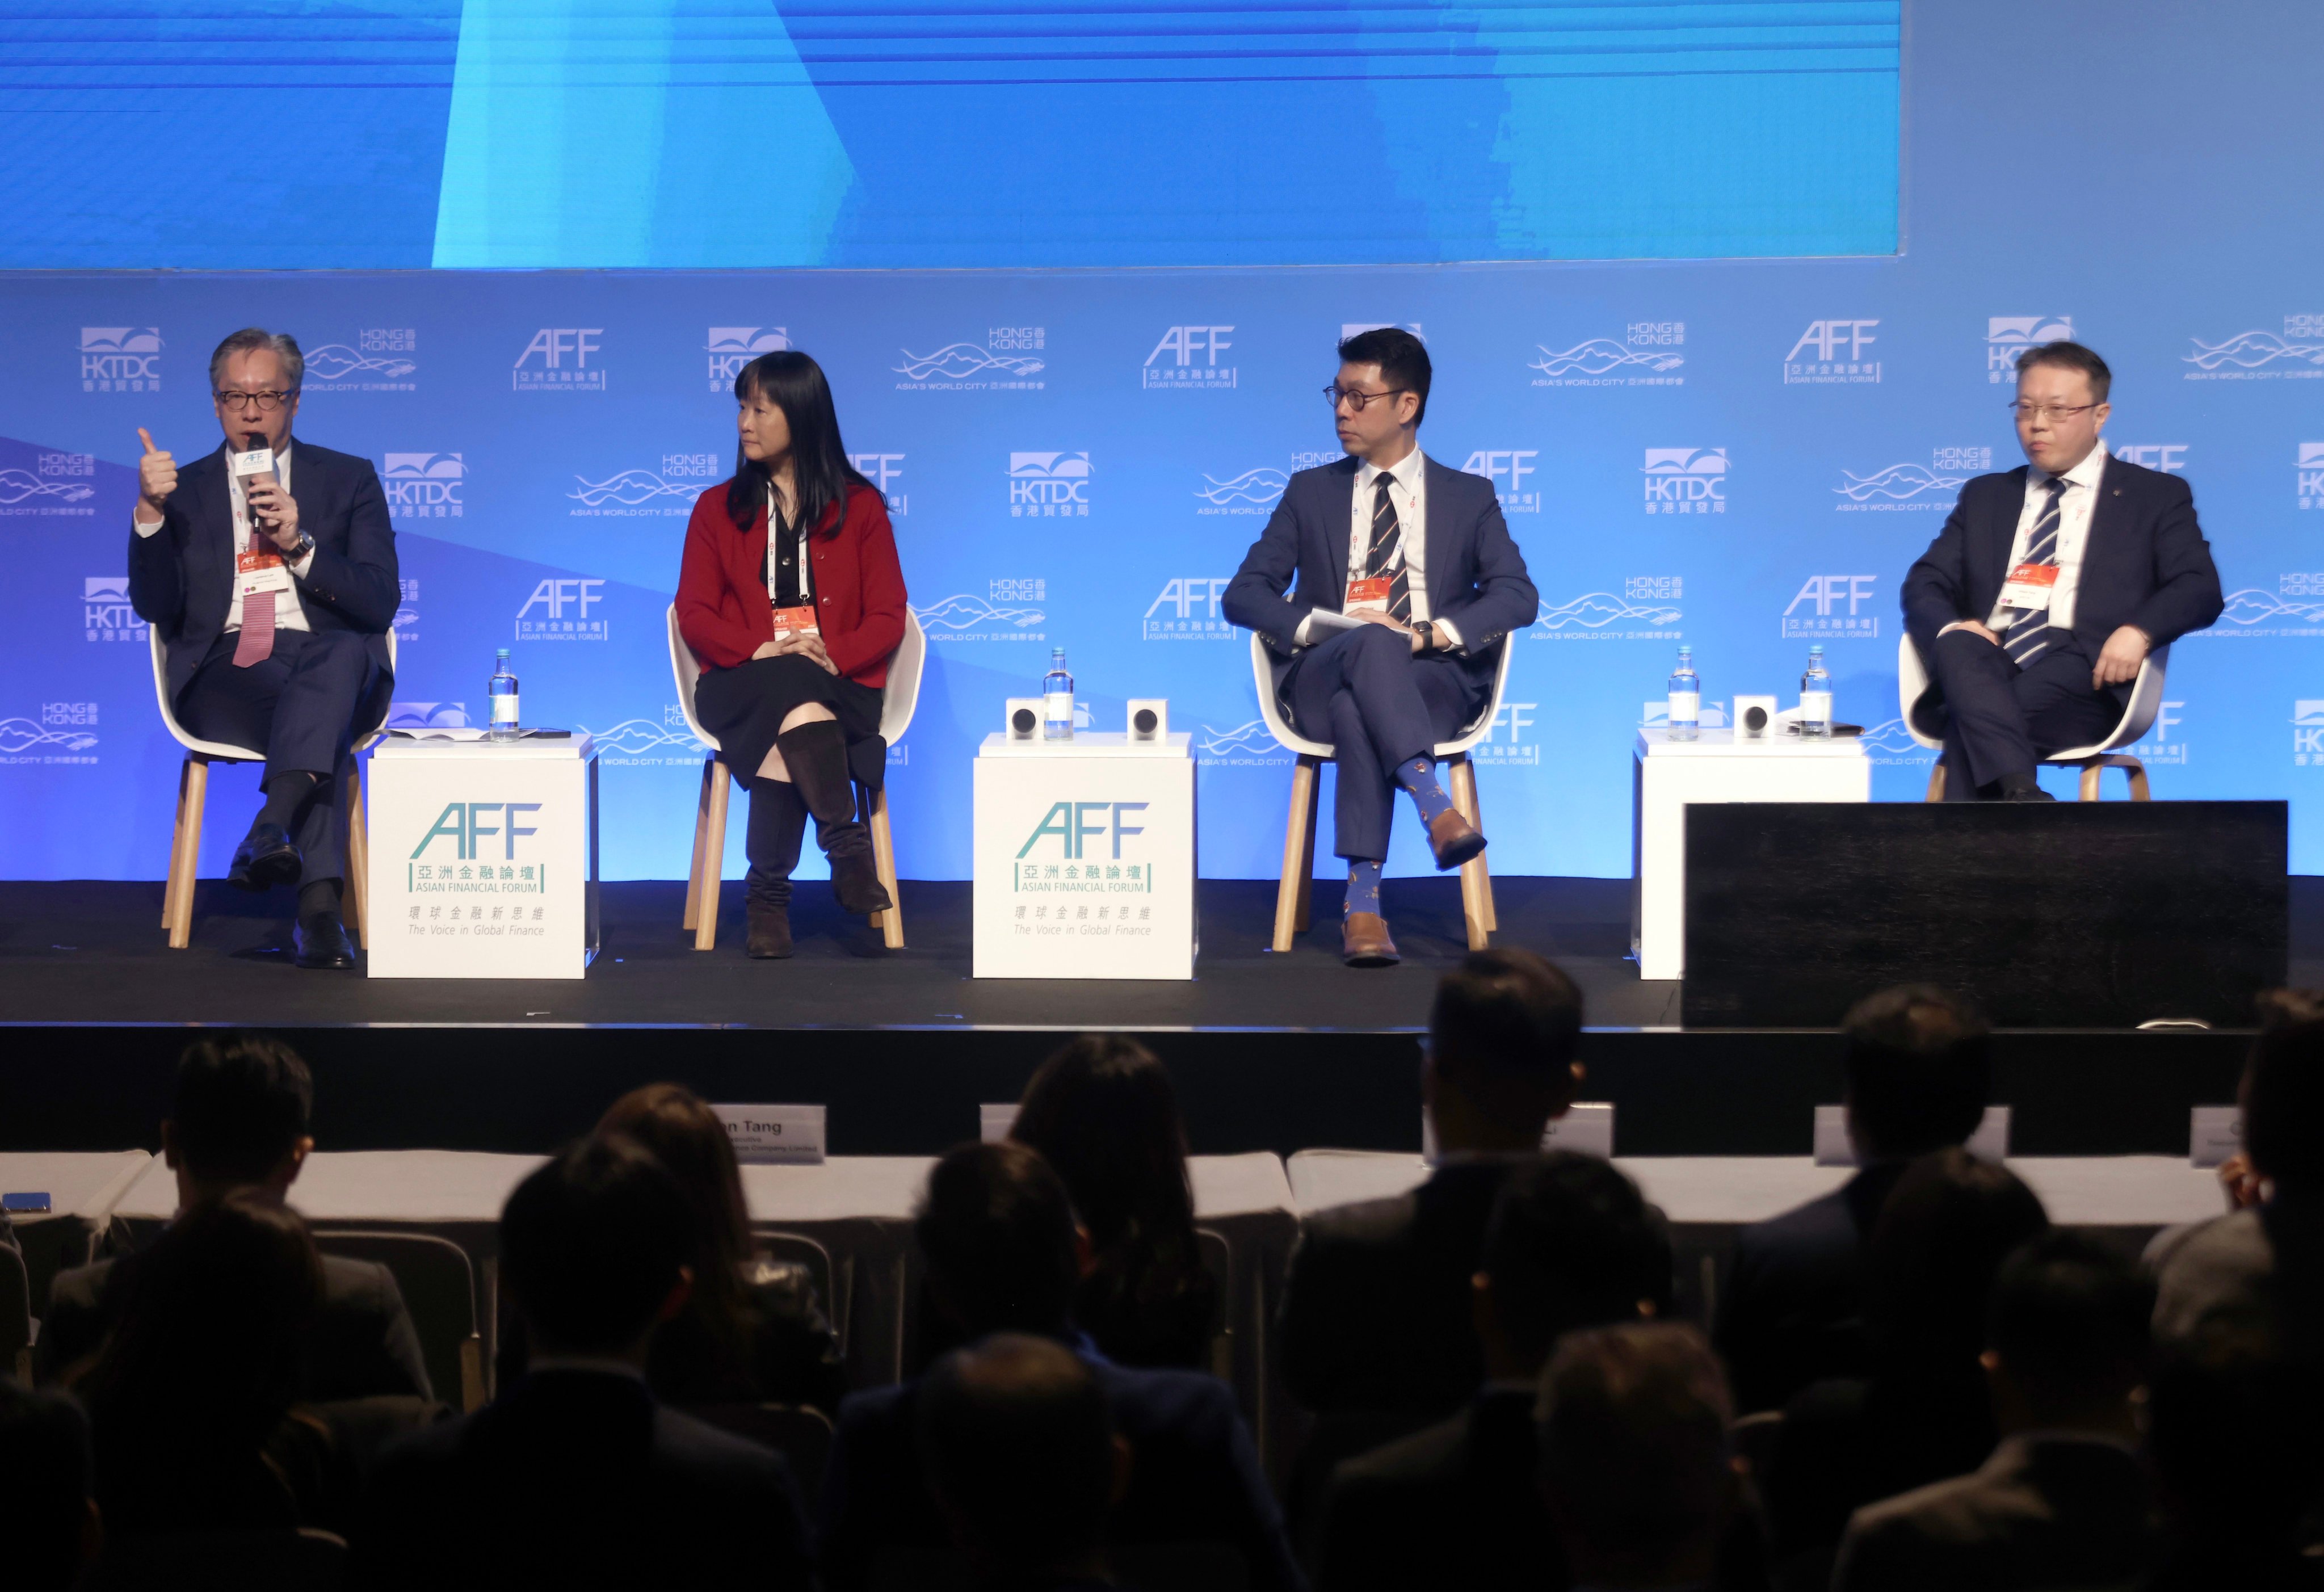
[770,605,820,637]
[1999,561,2059,610]
[1344,575,1392,613]
[237,545,284,574]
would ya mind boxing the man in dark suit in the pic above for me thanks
[818,1141,1301,1592]
[355,1135,814,1591]
[1902,339,2222,801]
[131,327,398,967]
[1312,1153,1670,1591]
[36,1033,430,1402]
[1224,327,1537,965]
[1717,985,1991,1413]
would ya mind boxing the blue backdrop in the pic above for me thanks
[1,1,2319,885]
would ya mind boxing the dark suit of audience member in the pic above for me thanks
[1719,986,1993,1413]
[1313,1153,1671,1592]
[0,1380,101,1591]
[356,1137,813,1591]
[1833,1232,2157,1591]
[818,1142,1301,1592]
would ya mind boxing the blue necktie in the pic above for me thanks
[1365,476,1412,623]
[2004,477,2070,667]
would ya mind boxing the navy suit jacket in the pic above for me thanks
[1900,454,2222,670]
[1223,455,1538,703]
[1714,1162,1908,1416]
[128,438,399,717]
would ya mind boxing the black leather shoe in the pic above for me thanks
[293,911,356,970]
[228,821,302,892]
[2003,786,2058,802]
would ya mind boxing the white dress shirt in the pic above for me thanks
[1294,448,1464,648]
[1941,441,2107,640]
[133,440,315,635]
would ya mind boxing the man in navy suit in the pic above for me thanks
[130,328,398,967]
[1902,341,2221,800]
[1225,328,1537,965]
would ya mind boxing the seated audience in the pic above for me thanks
[354,1136,813,1590]
[818,1141,1300,1592]
[1009,1035,1220,1371]
[1312,1152,1671,1591]
[1832,1232,2155,1591]
[918,1333,1130,1591]
[0,1380,102,1590]
[1719,985,1991,1413]
[495,1082,846,1415]
[38,1033,430,1401]
[1535,1322,1741,1592]
[73,1191,350,1536]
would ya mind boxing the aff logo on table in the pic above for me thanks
[1642,448,1726,514]
[516,577,607,642]
[707,327,788,391]
[2114,443,2188,474]
[2185,316,2324,381]
[1835,447,1987,512]
[2,452,97,518]
[1530,577,1683,642]
[568,455,714,518]
[0,703,98,766]
[1144,326,1235,389]
[383,453,464,522]
[1528,322,1684,388]
[83,577,147,644]
[1142,578,1230,642]
[305,330,417,393]
[512,328,605,392]
[1009,452,1090,518]
[410,801,542,861]
[1784,574,1880,641]
[1783,320,1880,385]
[80,327,161,393]
[894,329,1046,390]
[1018,801,1149,862]
[1987,317,2074,384]
[1473,701,1540,767]
[1193,467,1285,516]
[849,452,907,517]
[1463,450,1540,514]
[914,579,1047,644]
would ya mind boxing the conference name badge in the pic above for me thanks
[1999,562,2059,611]
[770,604,820,639]
[236,543,293,599]
[1343,575,1393,616]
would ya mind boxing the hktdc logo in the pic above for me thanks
[2300,443,2324,510]
[83,577,146,644]
[2293,702,2324,765]
[894,330,1046,389]
[80,327,161,393]
[707,327,788,391]
[305,330,417,392]
[1144,326,1235,390]
[1142,578,1232,642]
[1462,450,1539,514]
[1642,449,1726,515]
[382,453,465,522]
[2185,317,2324,381]
[1834,447,1989,513]
[516,577,607,642]
[1783,320,1880,385]
[1528,322,1684,388]
[1783,575,1881,641]
[512,329,604,392]
[850,452,907,517]
[1987,317,2074,384]
[1008,453,1091,518]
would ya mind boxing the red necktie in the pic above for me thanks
[233,591,277,666]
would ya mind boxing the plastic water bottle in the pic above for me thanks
[1800,645,1833,738]
[488,648,520,741]
[1666,646,1700,741]
[1043,648,1074,741]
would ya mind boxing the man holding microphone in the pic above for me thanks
[131,328,398,968]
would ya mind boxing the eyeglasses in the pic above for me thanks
[1323,383,1410,412]
[2007,400,2098,423]
[214,389,296,411]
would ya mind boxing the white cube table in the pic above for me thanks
[365,734,600,978]
[1632,727,1868,980]
[973,731,1196,979]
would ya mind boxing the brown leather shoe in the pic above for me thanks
[1426,807,1487,871]
[1341,911,1400,967]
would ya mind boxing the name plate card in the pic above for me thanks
[2189,1106,2243,1169]
[713,1104,827,1166]
[1814,1104,2011,1167]
[980,1103,1017,1144]
[1542,1102,1616,1159]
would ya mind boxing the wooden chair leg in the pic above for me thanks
[2125,758,2151,801]
[163,758,192,929]
[683,757,716,932]
[1273,756,1321,953]
[1925,763,1946,802]
[869,787,904,950]
[1293,770,1318,934]
[695,767,732,951]
[2078,765,2101,801]
[1449,757,1492,950]
[166,757,207,950]
[344,761,370,949]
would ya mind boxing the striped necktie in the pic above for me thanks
[1364,474,1413,624]
[2003,477,2071,667]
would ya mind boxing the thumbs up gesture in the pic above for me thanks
[136,427,176,526]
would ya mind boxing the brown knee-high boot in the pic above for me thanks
[743,776,807,958]
[775,721,893,917]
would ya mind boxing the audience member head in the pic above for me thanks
[1981,1231,2153,1438]
[2245,989,2324,1194]
[501,1135,696,1362]
[161,1032,316,1205]
[1840,985,1990,1162]
[0,1382,100,1591]
[596,1083,755,1328]
[1425,948,1583,1154]
[1474,1152,1671,1382]
[2148,1313,2323,1553]
[1535,1323,1737,1590]
[1865,1147,2049,1376]
[1012,1036,1195,1254]
[918,1333,1128,1580]
[917,1141,1085,1342]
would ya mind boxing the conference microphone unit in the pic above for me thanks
[233,430,279,535]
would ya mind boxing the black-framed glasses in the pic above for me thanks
[1323,383,1410,412]
[214,388,297,411]
[2006,400,2098,423]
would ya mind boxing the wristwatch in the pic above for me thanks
[291,529,316,562]
[1417,620,1439,651]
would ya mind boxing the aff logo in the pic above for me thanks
[706,327,788,390]
[1528,323,1685,387]
[2300,443,2324,510]
[381,453,464,522]
[1474,702,1540,766]
[1783,320,1880,385]
[512,329,605,392]
[83,577,146,644]
[2185,318,2324,381]
[1642,449,1726,514]
[1142,578,1232,641]
[1987,317,2074,384]
[1783,575,1880,641]
[516,577,607,642]
[849,452,907,516]
[411,801,543,861]
[1462,450,1540,514]
[1144,326,1235,389]
[1017,801,1149,861]
[1009,453,1091,517]
[2115,443,2189,474]
[80,327,161,392]
[2294,702,2324,764]
[2128,701,2188,768]
[305,332,418,391]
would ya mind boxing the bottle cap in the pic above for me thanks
[497,648,510,658]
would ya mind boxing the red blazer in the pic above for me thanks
[676,481,907,688]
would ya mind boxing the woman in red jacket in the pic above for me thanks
[676,351,907,958]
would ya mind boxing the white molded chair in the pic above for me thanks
[670,604,923,951]
[1898,631,2168,801]
[1249,629,1515,952]
[150,625,394,950]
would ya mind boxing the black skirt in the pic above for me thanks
[694,653,888,791]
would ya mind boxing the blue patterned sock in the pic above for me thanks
[1394,757,1454,825]
[1344,859,1383,918]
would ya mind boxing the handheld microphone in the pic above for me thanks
[234,430,279,537]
